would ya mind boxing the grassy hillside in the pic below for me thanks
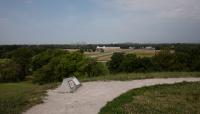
[0,82,58,114]
[99,81,200,114]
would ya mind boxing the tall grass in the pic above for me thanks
[0,82,58,114]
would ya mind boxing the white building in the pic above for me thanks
[96,46,120,50]
[145,46,155,50]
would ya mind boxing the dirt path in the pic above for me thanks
[24,78,200,114]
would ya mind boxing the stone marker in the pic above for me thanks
[58,76,81,93]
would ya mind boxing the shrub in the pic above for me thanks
[153,49,174,71]
[83,59,109,77]
[120,54,139,72]
[0,59,22,82]
[10,48,34,80]
[33,51,109,84]
[31,49,66,71]
[107,52,125,73]
[33,64,56,84]
[139,57,154,72]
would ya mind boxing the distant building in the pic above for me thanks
[145,46,155,50]
[129,47,135,49]
[96,46,106,49]
[96,46,120,51]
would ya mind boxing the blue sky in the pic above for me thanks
[0,0,200,44]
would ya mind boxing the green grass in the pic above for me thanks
[99,81,200,114]
[79,72,200,82]
[0,82,59,114]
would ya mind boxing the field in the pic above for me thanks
[79,72,200,82]
[0,82,58,114]
[99,81,200,114]
[84,49,159,62]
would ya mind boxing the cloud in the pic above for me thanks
[0,18,8,23]
[95,0,200,19]
[1,0,200,44]
[24,0,33,4]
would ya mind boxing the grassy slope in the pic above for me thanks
[80,72,200,82]
[0,82,58,114]
[99,82,200,114]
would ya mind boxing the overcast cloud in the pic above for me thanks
[0,0,200,44]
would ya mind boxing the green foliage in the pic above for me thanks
[83,59,109,77]
[139,57,154,71]
[1,44,200,83]
[79,44,96,52]
[10,48,35,80]
[53,52,86,80]
[153,49,174,71]
[169,52,190,71]
[33,51,109,84]
[108,53,154,73]
[31,49,66,71]
[108,52,125,73]
[0,59,22,82]
[33,64,56,84]
[120,54,140,72]
[108,46,200,73]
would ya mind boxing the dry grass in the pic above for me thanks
[84,49,159,62]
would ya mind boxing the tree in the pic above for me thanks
[33,52,87,84]
[107,52,125,73]
[120,54,143,72]
[11,48,34,80]
[169,52,190,71]
[31,49,66,71]
[139,57,154,72]
[153,49,174,71]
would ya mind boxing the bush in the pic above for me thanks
[84,59,109,77]
[31,49,66,71]
[0,59,22,82]
[33,64,56,84]
[33,51,109,84]
[152,49,174,71]
[139,57,154,72]
[107,46,200,73]
[120,54,139,72]
[107,52,125,73]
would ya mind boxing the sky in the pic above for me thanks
[0,0,200,44]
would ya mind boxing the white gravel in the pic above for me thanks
[23,78,200,114]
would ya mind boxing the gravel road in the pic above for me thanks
[24,78,200,114]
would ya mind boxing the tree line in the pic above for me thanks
[0,44,200,84]
[108,45,200,73]
[0,48,108,83]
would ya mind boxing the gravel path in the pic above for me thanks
[24,78,200,114]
